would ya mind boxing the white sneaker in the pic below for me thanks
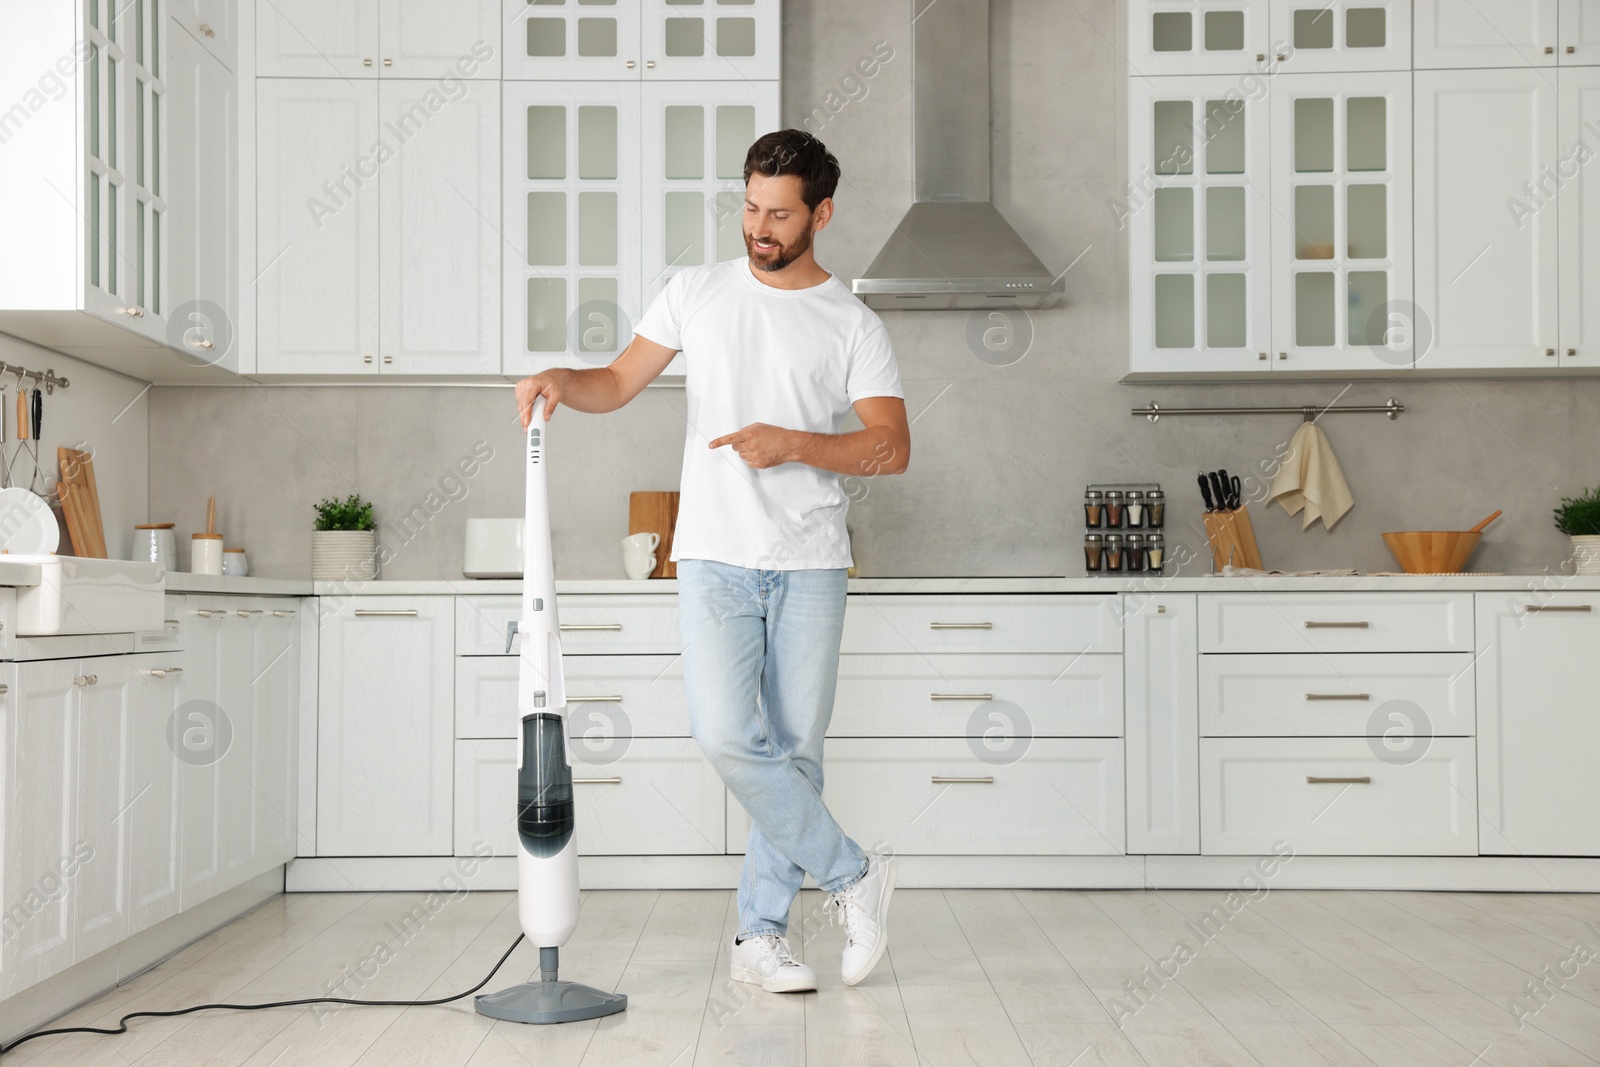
[826,851,898,987]
[730,934,816,993]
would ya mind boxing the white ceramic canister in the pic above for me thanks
[222,547,249,577]
[133,523,178,571]
[191,532,223,575]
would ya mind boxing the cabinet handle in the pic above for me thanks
[1277,351,1287,360]
[1257,352,1267,360]
[1568,348,1577,357]
[1306,776,1371,784]
[1304,693,1370,702]
[236,609,263,618]
[383,355,393,364]
[272,609,297,617]
[573,776,622,785]
[383,58,393,66]
[198,22,215,37]
[627,60,636,69]
[364,58,373,66]
[646,60,656,68]
[560,623,622,631]
[1522,604,1593,613]
[363,354,374,363]
[122,307,145,318]
[190,338,215,350]
[570,694,624,703]
[0,682,8,694]
[74,674,98,686]
[1568,46,1577,54]
[929,622,993,630]
[931,776,994,784]
[193,609,216,618]
[1255,53,1265,62]
[1276,52,1286,62]
[1304,620,1369,629]
[1546,45,1555,54]
[164,618,180,627]
[354,609,418,617]
[148,667,184,678]
[930,693,993,701]
[1547,348,1557,357]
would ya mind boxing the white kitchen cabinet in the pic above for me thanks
[1415,69,1559,370]
[503,81,643,375]
[639,0,780,82]
[318,597,454,855]
[251,604,301,866]
[841,594,1121,654]
[1128,75,1273,374]
[1476,592,1600,856]
[1562,0,1600,63]
[502,0,642,79]
[1559,68,1600,365]
[640,80,778,306]
[1124,594,1199,854]
[1126,0,1271,77]
[71,659,137,963]
[1268,0,1410,73]
[377,79,500,374]
[255,79,379,374]
[125,654,184,935]
[167,17,240,371]
[171,0,238,69]
[456,654,687,740]
[258,0,499,78]
[1415,1,1558,68]
[1269,72,1412,371]
[1200,592,1476,654]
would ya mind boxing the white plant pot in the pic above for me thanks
[312,529,378,581]
[1573,534,1600,576]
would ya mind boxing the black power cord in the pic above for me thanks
[0,933,526,1056]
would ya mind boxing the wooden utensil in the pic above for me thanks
[57,447,107,558]
[1469,509,1502,533]
[15,389,26,441]
[629,491,679,578]
[206,494,216,535]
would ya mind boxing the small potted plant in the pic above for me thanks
[1554,485,1600,576]
[312,492,378,581]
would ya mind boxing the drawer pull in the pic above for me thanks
[569,695,624,703]
[74,674,98,686]
[272,609,297,618]
[929,622,993,630]
[1305,775,1371,785]
[164,618,180,627]
[930,693,994,702]
[1304,621,1369,629]
[1522,604,1593,613]
[931,775,994,784]
[148,667,184,678]
[1304,693,1370,702]
[573,776,622,785]
[560,623,623,631]
[354,609,418,617]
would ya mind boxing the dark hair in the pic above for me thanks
[743,129,840,211]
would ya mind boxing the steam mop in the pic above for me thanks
[474,398,629,1024]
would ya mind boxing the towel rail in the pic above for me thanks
[1133,398,1403,423]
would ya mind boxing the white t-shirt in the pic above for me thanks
[633,257,904,570]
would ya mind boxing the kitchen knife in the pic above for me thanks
[1208,471,1228,512]
[1198,473,1215,511]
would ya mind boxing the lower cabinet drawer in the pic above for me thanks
[727,738,1125,856]
[457,595,680,655]
[831,654,1122,737]
[1200,738,1477,855]
[1200,592,1475,653]
[455,655,686,740]
[842,595,1121,655]
[455,738,724,856]
[1199,653,1476,737]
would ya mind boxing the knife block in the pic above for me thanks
[1203,506,1264,571]
[628,491,679,578]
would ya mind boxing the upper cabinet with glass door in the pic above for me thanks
[258,0,501,78]
[1127,1,1272,76]
[1268,0,1410,73]
[1269,73,1412,372]
[502,0,779,80]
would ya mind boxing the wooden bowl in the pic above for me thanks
[1381,530,1483,573]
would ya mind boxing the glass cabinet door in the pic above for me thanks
[501,0,642,79]
[639,80,777,306]
[1268,0,1411,73]
[83,0,129,322]
[503,82,642,374]
[639,0,780,81]
[1128,77,1271,374]
[1126,0,1270,76]
[1270,72,1412,371]
[127,0,168,337]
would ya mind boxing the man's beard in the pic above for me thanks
[745,226,813,273]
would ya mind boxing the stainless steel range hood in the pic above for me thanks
[852,0,1063,311]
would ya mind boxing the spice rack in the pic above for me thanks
[1083,482,1164,574]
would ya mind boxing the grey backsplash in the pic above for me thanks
[149,0,1599,581]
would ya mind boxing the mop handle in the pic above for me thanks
[521,399,565,720]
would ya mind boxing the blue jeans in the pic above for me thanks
[677,558,868,940]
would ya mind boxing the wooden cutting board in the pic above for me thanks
[629,491,679,578]
[57,447,107,558]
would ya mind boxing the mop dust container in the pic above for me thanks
[474,400,628,1024]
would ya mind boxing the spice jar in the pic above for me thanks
[1126,532,1146,571]
[1146,489,1166,528]
[1126,490,1146,528]
[1104,490,1125,529]
[1105,533,1124,572]
[1148,532,1165,572]
[1084,490,1105,529]
[1084,532,1105,573]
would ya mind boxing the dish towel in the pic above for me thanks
[1268,421,1355,530]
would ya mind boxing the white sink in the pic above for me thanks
[5,555,165,635]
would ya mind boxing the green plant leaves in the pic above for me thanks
[1553,486,1600,537]
[313,492,376,532]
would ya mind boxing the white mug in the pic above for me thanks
[621,532,659,580]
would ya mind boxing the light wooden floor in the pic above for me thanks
[7,886,1600,1066]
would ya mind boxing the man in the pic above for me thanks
[515,129,910,992]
